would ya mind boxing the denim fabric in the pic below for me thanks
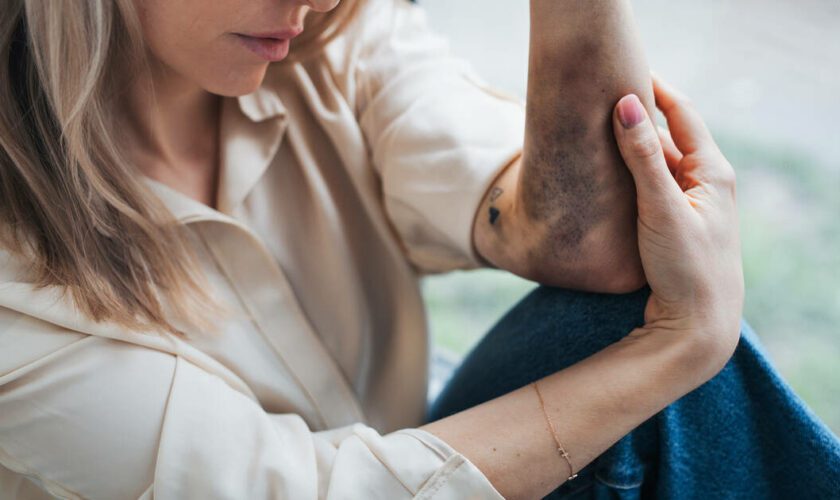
[425,286,840,499]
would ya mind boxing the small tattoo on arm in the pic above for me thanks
[489,206,500,225]
[487,186,503,225]
[490,187,505,201]
[489,187,504,202]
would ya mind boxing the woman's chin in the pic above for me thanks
[203,65,270,98]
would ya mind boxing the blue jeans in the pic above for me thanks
[425,286,840,499]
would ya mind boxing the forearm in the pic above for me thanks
[475,0,653,290]
[420,327,722,499]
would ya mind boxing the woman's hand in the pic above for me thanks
[613,75,744,359]
[422,76,747,500]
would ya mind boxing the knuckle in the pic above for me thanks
[665,94,693,114]
[628,134,662,160]
[678,95,695,109]
[713,160,738,188]
[672,91,695,110]
[696,151,737,190]
[721,164,737,186]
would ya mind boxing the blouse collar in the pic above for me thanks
[144,78,291,224]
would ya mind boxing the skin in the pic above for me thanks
[473,0,654,293]
[421,77,744,499]
[122,0,338,206]
[122,1,744,498]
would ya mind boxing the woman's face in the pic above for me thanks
[134,0,340,96]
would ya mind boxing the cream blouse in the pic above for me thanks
[0,0,526,498]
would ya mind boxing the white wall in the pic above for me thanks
[421,0,840,170]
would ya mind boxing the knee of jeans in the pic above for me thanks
[522,285,647,324]
[544,415,657,498]
[490,285,650,348]
[598,422,656,482]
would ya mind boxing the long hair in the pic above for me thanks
[0,0,363,337]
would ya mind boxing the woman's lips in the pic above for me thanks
[235,34,291,62]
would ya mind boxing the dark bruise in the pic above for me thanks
[518,35,627,258]
[521,118,610,254]
[489,206,501,225]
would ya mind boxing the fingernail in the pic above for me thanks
[617,94,645,129]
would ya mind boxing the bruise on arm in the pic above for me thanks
[476,0,654,289]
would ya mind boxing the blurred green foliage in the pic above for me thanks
[421,132,840,435]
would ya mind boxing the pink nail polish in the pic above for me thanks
[618,94,645,129]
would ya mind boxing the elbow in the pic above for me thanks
[522,245,647,295]
[522,220,647,294]
[591,269,646,295]
[581,239,647,294]
[512,155,646,293]
[577,181,646,294]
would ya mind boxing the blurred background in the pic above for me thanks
[419,0,840,434]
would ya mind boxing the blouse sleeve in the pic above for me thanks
[355,0,526,274]
[0,311,504,499]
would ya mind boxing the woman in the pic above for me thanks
[0,0,837,499]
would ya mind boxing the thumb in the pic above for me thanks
[613,94,684,207]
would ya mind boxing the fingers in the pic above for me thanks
[651,74,738,193]
[613,94,685,209]
[657,125,682,173]
[652,74,717,156]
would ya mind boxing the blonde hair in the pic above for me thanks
[0,0,363,337]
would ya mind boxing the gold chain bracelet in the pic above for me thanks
[531,380,578,481]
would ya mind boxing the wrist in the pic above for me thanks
[633,314,739,385]
[645,293,742,358]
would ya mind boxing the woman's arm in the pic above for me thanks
[0,328,505,498]
[423,77,744,499]
[474,0,653,292]
[421,323,726,499]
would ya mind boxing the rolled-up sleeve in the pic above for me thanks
[0,314,504,499]
[356,0,526,274]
